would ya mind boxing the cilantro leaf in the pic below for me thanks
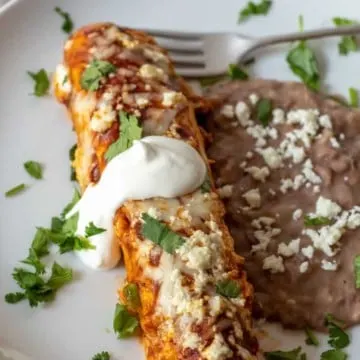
[51,217,65,233]
[113,303,139,338]
[54,7,74,34]
[228,64,249,80]
[349,87,358,107]
[92,352,111,360]
[305,327,319,346]
[30,228,51,257]
[4,292,26,304]
[5,183,27,197]
[141,213,185,254]
[304,215,331,227]
[47,262,73,290]
[199,75,227,87]
[216,279,241,298]
[27,69,50,97]
[80,60,116,91]
[264,347,302,359]
[105,111,142,162]
[24,161,43,179]
[61,188,81,218]
[256,98,272,126]
[354,255,360,289]
[325,314,350,349]
[286,16,320,91]
[200,173,212,193]
[123,283,141,309]
[21,248,46,274]
[332,18,358,56]
[69,144,77,181]
[320,349,347,360]
[85,222,106,237]
[238,0,272,23]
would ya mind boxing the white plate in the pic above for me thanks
[0,0,359,359]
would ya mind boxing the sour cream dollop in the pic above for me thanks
[68,136,207,270]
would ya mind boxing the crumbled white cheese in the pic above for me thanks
[330,137,340,149]
[202,334,233,360]
[277,238,300,257]
[347,209,360,229]
[246,151,254,159]
[318,114,332,129]
[252,228,281,253]
[162,91,184,107]
[183,332,202,349]
[249,93,259,105]
[90,91,117,132]
[272,108,285,124]
[135,95,149,107]
[321,259,338,271]
[313,185,320,193]
[235,101,252,127]
[139,64,165,81]
[55,64,72,94]
[147,207,161,219]
[245,166,270,183]
[220,104,234,118]
[263,255,285,273]
[340,133,345,140]
[315,196,342,219]
[242,188,261,208]
[217,185,234,199]
[302,160,322,184]
[299,261,309,273]
[257,147,283,169]
[251,217,275,229]
[301,245,314,259]
[292,209,303,221]
[209,295,223,317]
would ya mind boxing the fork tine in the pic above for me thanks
[175,67,215,78]
[139,28,201,40]
[168,53,205,66]
[154,38,203,53]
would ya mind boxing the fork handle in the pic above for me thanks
[242,24,360,60]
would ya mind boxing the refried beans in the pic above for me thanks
[205,79,360,330]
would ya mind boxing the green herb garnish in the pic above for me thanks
[5,183,27,197]
[256,98,272,126]
[216,279,241,298]
[199,75,227,87]
[320,349,347,360]
[85,222,106,237]
[265,347,304,360]
[305,327,319,346]
[24,161,43,179]
[69,144,77,181]
[286,16,320,91]
[105,111,142,162]
[325,314,350,349]
[228,64,249,80]
[28,69,50,97]
[141,213,185,254]
[348,87,358,107]
[61,188,81,218]
[123,283,141,308]
[113,303,139,338]
[200,174,212,193]
[354,255,360,289]
[238,0,272,23]
[54,7,74,34]
[80,60,116,91]
[92,352,110,360]
[304,215,331,227]
[332,18,358,56]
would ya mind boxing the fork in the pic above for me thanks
[142,25,360,77]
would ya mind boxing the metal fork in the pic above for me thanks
[142,25,360,77]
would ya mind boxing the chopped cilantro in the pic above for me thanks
[123,283,141,308]
[69,144,77,181]
[332,18,358,56]
[304,215,331,227]
[85,222,106,237]
[320,349,347,360]
[305,327,319,346]
[141,213,185,254]
[286,16,320,91]
[27,69,50,97]
[354,255,360,289]
[348,87,358,107]
[105,111,142,162]
[228,64,249,80]
[256,98,272,126]
[113,303,139,338]
[325,314,350,349]
[61,188,81,218]
[92,352,110,360]
[80,60,116,91]
[216,279,241,298]
[238,0,272,23]
[265,346,303,359]
[5,183,27,197]
[54,7,74,34]
[200,173,212,193]
[24,161,43,179]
